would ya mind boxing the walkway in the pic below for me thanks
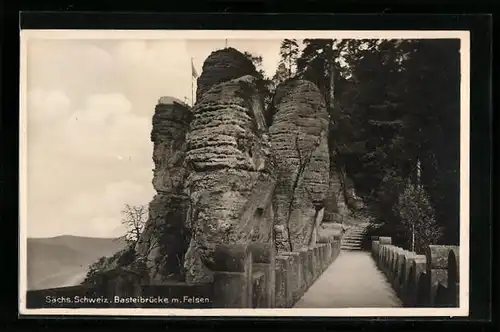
[293,250,402,308]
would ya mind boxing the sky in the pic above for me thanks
[24,38,286,238]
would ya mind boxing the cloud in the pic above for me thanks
[26,90,154,237]
[27,40,116,103]
[27,89,72,136]
[29,181,154,238]
[110,40,194,115]
[24,38,284,238]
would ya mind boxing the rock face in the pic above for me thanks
[322,161,344,222]
[196,47,257,102]
[268,79,330,252]
[184,54,275,283]
[135,99,193,283]
[343,174,365,210]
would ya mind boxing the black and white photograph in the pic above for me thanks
[19,29,470,316]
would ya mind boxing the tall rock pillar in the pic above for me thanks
[268,79,330,252]
[135,97,193,283]
[183,48,275,283]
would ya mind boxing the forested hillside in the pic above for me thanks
[247,38,460,249]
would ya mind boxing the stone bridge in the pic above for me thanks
[25,47,460,310]
[26,229,461,309]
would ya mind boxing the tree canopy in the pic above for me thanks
[291,38,460,246]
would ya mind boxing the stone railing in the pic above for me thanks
[26,236,342,309]
[371,236,460,307]
[203,235,342,308]
[275,234,342,308]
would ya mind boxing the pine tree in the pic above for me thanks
[278,39,300,78]
[243,51,274,108]
[272,63,289,86]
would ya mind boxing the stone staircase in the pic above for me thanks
[340,223,369,251]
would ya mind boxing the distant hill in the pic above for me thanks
[26,235,127,290]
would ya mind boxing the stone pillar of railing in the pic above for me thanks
[383,245,396,277]
[212,244,253,308]
[248,243,276,308]
[313,245,322,279]
[275,255,294,308]
[425,245,458,307]
[281,251,302,304]
[409,254,427,307]
[333,234,342,260]
[378,237,392,272]
[298,248,311,293]
[379,236,392,245]
[319,235,332,264]
[308,247,317,282]
[318,243,326,271]
[391,247,406,289]
[371,236,380,258]
[447,247,460,307]
[397,251,416,302]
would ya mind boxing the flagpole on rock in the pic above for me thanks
[191,66,194,107]
[191,57,194,107]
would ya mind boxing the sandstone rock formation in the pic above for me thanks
[184,53,275,283]
[196,48,257,102]
[268,79,330,252]
[134,98,193,283]
[83,47,368,294]
[322,161,345,223]
[343,175,365,210]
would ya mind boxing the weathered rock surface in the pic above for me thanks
[322,161,344,223]
[343,175,365,210]
[268,79,330,252]
[184,69,275,283]
[196,48,257,102]
[135,99,193,283]
[150,100,193,193]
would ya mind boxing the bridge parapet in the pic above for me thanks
[27,237,343,309]
[371,237,460,308]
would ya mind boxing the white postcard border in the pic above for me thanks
[19,29,470,317]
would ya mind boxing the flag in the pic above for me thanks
[191,58,198,78]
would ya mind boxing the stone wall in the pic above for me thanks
[371,236,460,307]
[27,236,342,309]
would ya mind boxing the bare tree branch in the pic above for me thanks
[121,204,148,247]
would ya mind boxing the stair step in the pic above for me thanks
[341,244,362,247]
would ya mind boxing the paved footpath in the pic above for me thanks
[293,250,402,308]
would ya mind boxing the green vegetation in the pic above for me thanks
[393,181,444,254]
